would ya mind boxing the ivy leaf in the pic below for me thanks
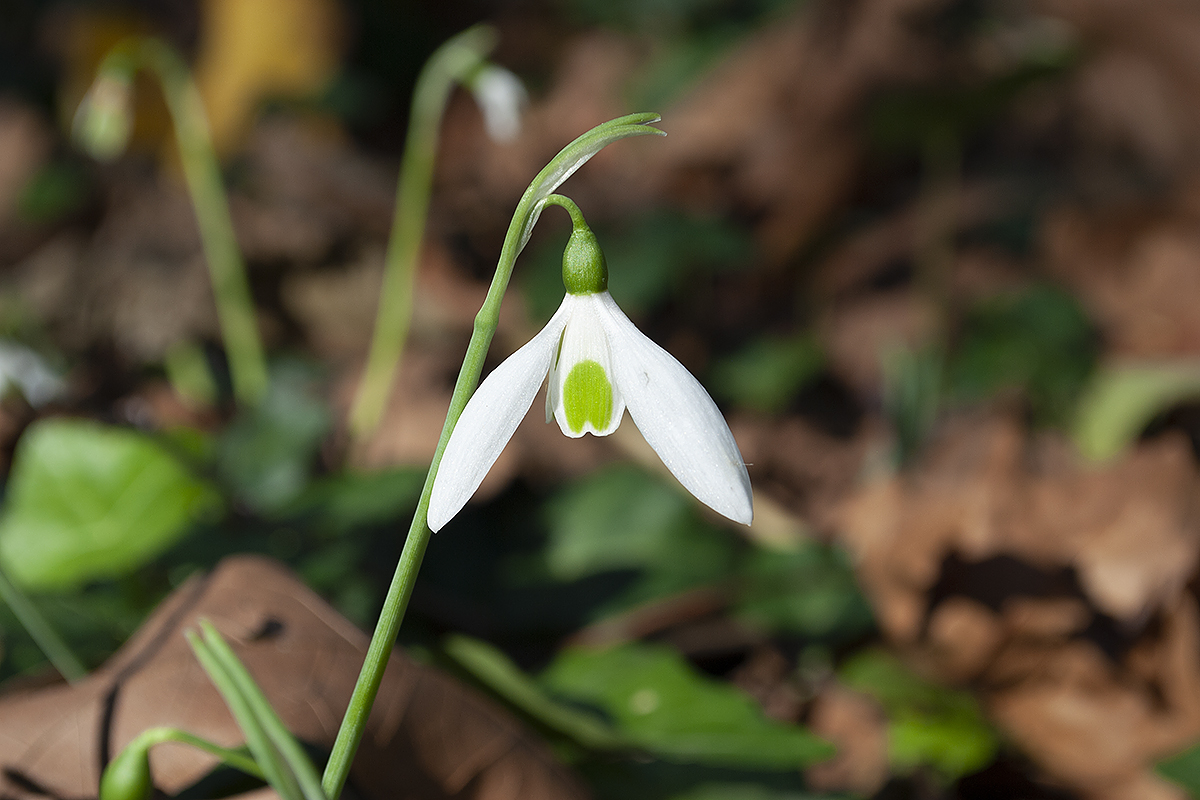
[0,419,219,590]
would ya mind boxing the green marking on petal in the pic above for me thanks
[563,359,613,433]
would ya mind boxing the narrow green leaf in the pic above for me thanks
[187,630,304,800]
[1158,741,1200,795]
[1073,361,1200,461]
[443,634,626,751]
[198,622,327,800]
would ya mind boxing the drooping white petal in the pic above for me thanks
[428,300,572,531]
[597,293,754,525]
[469,65,527,142]
[546,294,626,438]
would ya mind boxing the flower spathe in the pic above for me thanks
[427,209,753,531]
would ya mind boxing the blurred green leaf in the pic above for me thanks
[216,360,329,514]
[946,285,1096,425]
[1073,361,1200,461]
[524,210,751,320]
[840,649,997,782]
[709,334,824,413]
[283,466,424,533]
[0,419,220,590]
[542,642,834,769]
[1157,741,1200,796]
[17,161,90,224]
[733,543,873,641]
[543,465,735,611]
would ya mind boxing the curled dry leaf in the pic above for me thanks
[0,556,588,800]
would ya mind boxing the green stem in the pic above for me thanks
[347,26,498,442]
[540,194,586,228]
[321,113,664,800]
[123,726,266,779]
[96,38,269,407]
[0,565,86,683]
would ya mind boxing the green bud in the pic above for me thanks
[73,74,133,162]
[561,225,608,295]
[99,740,153,800]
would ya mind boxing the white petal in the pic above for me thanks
[469,65,527,142]
[428,301,571,531]
[546,294,626,438]
[597,293,753,525]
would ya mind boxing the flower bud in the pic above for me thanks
[562,224,608,295]
[73,74,134,162]
[99,740,153,800]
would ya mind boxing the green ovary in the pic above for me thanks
[562,359,614,433]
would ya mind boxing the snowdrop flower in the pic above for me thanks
[428,202,753,531]
[469,64,527,142]
[73,72,134,162]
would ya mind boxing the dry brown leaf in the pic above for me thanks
[989,597,1200,800]
[282,245,386,358]
[836,413,1200,795]
[650,0,952,261]
[728,646,805,724]
[731,414,880,531]
[1043,200,1200,357]
[438,0,960,267]
[819,289,941,397]
[1037,0,1200,175]
[0,556,589,800]
[235,118,395,262]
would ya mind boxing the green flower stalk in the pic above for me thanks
[321,113,665,800]
[348,25,519,443]
[100,726,264,800]
[75,38,268,407]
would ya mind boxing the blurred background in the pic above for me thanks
[5,0,1200,799]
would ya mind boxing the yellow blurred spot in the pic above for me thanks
[194,0,343,155]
